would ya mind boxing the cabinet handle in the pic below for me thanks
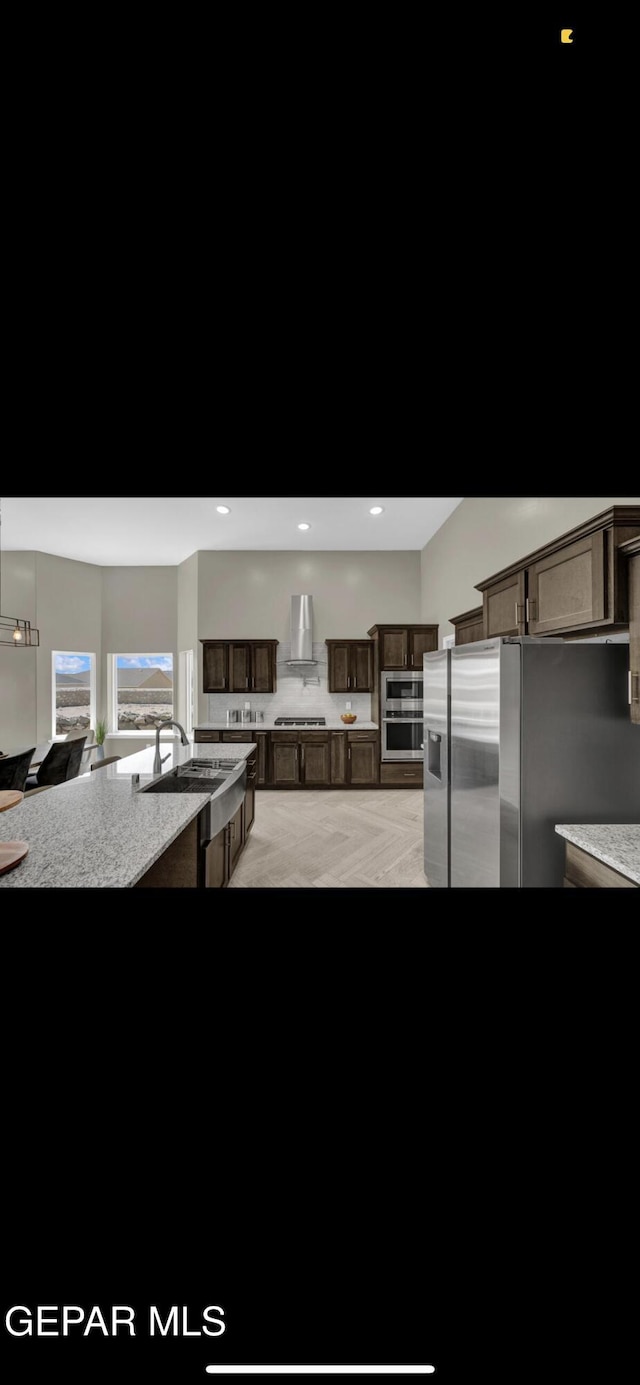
[347,675,350,688]
[348,747,351,759]
[222,677,226,688]
[411,653,414,665]
[630,671,640,704]
[515,602,519,627]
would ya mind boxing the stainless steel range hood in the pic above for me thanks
[286,594,317,665]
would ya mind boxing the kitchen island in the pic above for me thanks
[555,825,640,888]
[0,741,256,888]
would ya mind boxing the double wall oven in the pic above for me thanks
[381,670,424,761]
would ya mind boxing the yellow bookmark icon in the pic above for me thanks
[561,28,573,43]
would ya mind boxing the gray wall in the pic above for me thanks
[421,496,640,642]
[35,552,102,741]
[0,552,37,749]
[101,566,177,757]
[195,549,421,721]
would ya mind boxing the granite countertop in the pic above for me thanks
[555,825,640,885]
[0,740,256,888]
[196,719,380,731]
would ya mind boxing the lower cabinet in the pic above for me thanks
[271,738,300,785]
[301,735,330,785]
[203,825,227,888]
[331,731,347,785]
[347,733,379,785]
[380,763,424,786]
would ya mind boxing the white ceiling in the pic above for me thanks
[1,496,463,566]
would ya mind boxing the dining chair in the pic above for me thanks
[65,725,96,770]
[25,736,87,790]
[0,748,36,793]
[90,755,121,770]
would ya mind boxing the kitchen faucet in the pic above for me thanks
[153,720,190,775]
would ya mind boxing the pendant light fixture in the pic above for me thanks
[0,497,40,647]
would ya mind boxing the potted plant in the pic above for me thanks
[95,718,108,761]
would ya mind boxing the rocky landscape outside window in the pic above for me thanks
[52,651,96,737]
[110,654,174,733]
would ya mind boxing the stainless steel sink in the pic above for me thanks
[141,757,247,841]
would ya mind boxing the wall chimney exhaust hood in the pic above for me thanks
[286,594,317,665]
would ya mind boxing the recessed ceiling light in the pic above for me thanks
[298,522,311,531]
[216,505,231,514]
[369,506,384,515]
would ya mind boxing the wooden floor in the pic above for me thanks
[229,789,428,888]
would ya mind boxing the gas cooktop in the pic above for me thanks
[274,717,326,726]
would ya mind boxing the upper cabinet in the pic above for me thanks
[449,606,484,646]
[476,507,640,640]
[367,624,439,669]
[326,640,373,693]
[621,537,640,725]
[201,640,278,693]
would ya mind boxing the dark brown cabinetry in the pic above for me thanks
[621,536,640,725]
[330,731,347,784]
[271,732,331,786]
[450,606,485,646]
[367,624,439,669]
[347,731,379,785]
[301,735,330,785]
[380,763,424,786]
[201,639,278,693]
[255,732,269,784]
[481,571,526,639]
[476,507,640,640]
[194,728,221,742]
[202,643,228,691]
[326,640,374,692]
[271,737,300,786]
[563,840,636,889]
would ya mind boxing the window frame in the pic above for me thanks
[178,649,195,737]
[51,651,97,741]
[108,652,176,738]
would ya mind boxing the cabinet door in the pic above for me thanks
[328,644,351,692]
[202,642,228,691]
[204,826,227,887]
[272,742,300,785]
[352,642,373,691]
[629,553,640,725]
[251,643,274,692]
[409,629,438,665]
[229,644,250,691]
[330,732,347,784]
[527,532,607,635]
[194,729,220,742]
[222,732,253,743]
[256,732,269,784]
[228,803,244,874]
[244,762,256,833]
[483,571,525,638]
[380,629,408,668]
[301,739,330,785]
[348,737,379,784]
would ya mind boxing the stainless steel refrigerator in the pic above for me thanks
[423,637,640,887]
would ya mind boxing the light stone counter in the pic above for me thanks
[0,740,256,888]
[555,825,640,886]
[195,719,380,731]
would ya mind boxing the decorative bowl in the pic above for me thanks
[340,713,357,724]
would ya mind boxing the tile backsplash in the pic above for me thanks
[207,642,372,721]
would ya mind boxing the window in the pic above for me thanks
[52,652,97,739]
[110,654,174,733]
